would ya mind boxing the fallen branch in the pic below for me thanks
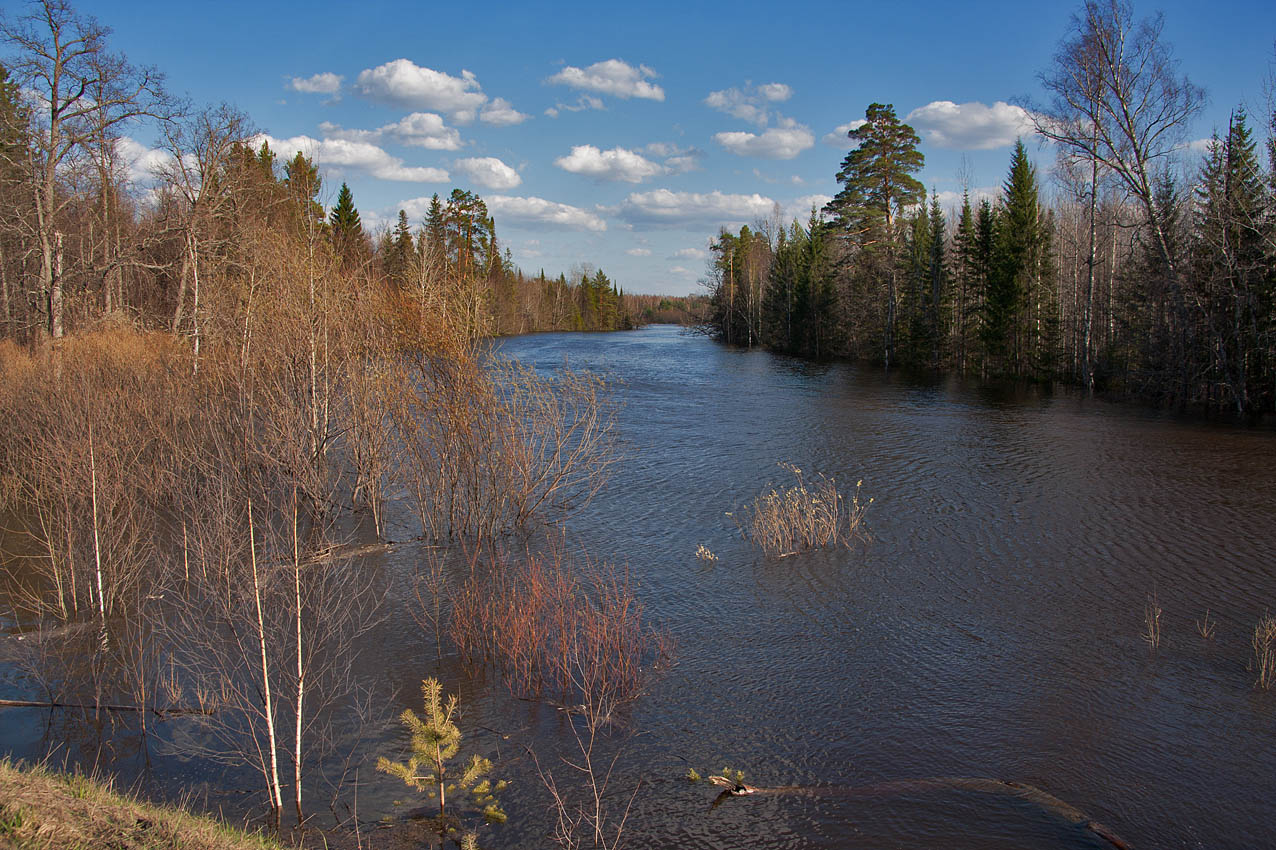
[0,698,212,718]
[704,775,1133,850]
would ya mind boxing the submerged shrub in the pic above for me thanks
[1142,593,1163,651]
[739,463,870,557]
[450,548,672,719]
[1253,612,1276,690]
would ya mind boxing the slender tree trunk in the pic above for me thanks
[1084,150,1097,395]
[189,233,201,373]
[248,500,284,818]
[291,497,305,826]
[89,424,105,621]
[172,249,190,333]
[50,231,63,340]
[0,242,10,335]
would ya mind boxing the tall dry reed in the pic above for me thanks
[1253,612,1276,690]
[739,463,870,557]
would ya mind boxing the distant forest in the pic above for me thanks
[0,55,699,349]
[704,1,1276,415]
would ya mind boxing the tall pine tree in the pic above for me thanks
[824,103,925,367]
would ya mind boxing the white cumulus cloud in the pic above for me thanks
[258,134,449,183]
[615,189,777,228]
[758,83,792,102]
[454,157,522,190]
[705,82,793,125]
[290,72,343,95]
[554,145,664,183]
[320,113,462,151]
[714,125,814,159]
[823,119,867,147]
[644,142,703,174]
[933,186,1000,209]
[784,194,834,224]
[355,59,488,121]
[547,59,664,101]
[905,100,1035,150]
[383,112,464,149]
[626,247,652,256]
[480,97,530,126]
[116,136,174,185]
[673,247,706,260]
[487,195,607,232]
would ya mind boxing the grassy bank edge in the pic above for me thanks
[0,759,282,850]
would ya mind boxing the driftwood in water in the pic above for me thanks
[707,775,1132,850]
[0,697,211,718]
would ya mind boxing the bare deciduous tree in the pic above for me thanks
[1031,0,1204,289]
[0,0,164,340]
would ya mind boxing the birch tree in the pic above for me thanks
[0,0,163,339]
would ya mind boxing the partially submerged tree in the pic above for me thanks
[378,677,506,847]
[1031,0,1205,391]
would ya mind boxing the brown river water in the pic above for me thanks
[3,324,1276,849]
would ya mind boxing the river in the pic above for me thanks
[4,324,1276,849]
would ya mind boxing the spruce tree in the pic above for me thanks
[425,193,446,270]
[926,192,949,367]
[377,678,506,846]
[329,182,364,266]
[382,210,414,287]
[985,140,1043,375]
[953,192,977,370]
[973,199,996,372]
[1193,108,1271,410]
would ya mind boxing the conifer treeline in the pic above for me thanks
[373,190,645,338]
[706,6,1275,414]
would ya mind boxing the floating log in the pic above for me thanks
[708,775,1132,850]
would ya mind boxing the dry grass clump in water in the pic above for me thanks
[1142,593,1163,651]
[1196,608,1216,640]
[1252,612,1276,690]
[739,463,870,557]
[0,759,281,850]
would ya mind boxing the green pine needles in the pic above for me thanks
[377,678,507,846]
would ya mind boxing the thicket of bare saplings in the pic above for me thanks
[0,3,642,832]
[449,548,671,719]
[0,129,619,828]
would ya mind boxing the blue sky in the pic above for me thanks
[71,0,1276,295]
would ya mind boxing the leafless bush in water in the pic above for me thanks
[1142,593,1163,651]
[1252,612,1276,690]
[738,463,870,557]
[445,546,668,849]
[449,547,671,718]
[531,711,640,850]
[389,352,619,543]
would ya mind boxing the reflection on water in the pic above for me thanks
[4,324,1276,849]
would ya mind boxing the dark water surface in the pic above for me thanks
[5,324,1276,849]
[487,325,1276,850]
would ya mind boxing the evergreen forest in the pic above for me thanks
[704,4,1276,415]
